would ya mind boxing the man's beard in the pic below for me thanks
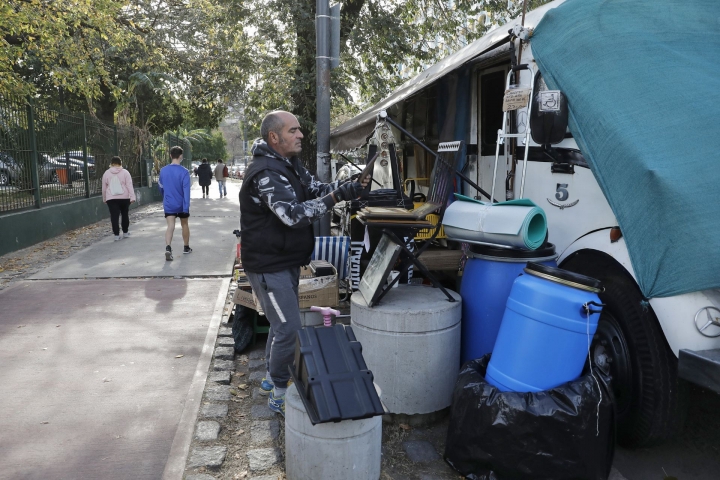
[278,137,301,155]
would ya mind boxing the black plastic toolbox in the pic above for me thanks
[290,324,385,424]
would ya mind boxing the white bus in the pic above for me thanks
[330,0,720,448]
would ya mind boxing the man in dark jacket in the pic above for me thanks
[240,110,365,416]
[197,158,213,198]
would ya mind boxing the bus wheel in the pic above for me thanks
[564,256,685,447]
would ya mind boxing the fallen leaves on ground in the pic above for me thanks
[175,354,184,358]
[399,423,411,431]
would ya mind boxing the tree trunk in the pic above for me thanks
[95,81,117,124]
[292,2,317,174]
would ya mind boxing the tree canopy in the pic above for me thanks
[2,0,548,168]
[2,0,251,131]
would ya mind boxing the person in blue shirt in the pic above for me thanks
[158,146,192,260]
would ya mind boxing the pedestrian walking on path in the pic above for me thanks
[101,156,136,241]
[240,110,366,416]
[214,158,228,197]
[159,146,192,261]
[196,158,213,198]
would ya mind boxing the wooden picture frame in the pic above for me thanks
[359,234,402,307]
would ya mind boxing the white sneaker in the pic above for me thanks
[114,235,122,241]
[123,232,130,238]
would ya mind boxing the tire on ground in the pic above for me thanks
[231,304,254,353]
[562,252,685,448]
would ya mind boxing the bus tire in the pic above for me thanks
[562,253,685,447]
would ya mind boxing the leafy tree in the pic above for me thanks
[1,0,132,100]
[239,0,550,174]
[191,130,228,162]
[2,0,251,132]
[3,0,549,164]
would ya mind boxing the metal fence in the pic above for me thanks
[0,97,153,214]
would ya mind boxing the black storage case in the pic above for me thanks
[290,324,385,424]
[309,260,336,277]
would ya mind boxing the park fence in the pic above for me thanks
[0,96,163,214]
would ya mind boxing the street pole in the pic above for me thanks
[316,0,332,235]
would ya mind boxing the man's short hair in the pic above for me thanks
[110,156,122,165]
[202,158,208,163]
[260,111,286,142]
[170,146,183,159]
[217,158,223,163]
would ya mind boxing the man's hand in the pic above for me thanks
[332,181,363,203]
[350,172,371,189]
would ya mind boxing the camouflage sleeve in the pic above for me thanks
[251,170,335,228]
[302,168,343,198]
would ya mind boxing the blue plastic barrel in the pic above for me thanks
[485,263,604,392]
[460,244,557,365]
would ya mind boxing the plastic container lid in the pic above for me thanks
[524,262,603,293]
[468,242,557,259]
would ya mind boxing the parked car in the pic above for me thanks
[0,152,24,186]
[228,165,241,179]
[51,157,89,179]
[1,152,62,186]
[64,151,96,168]
[47,157,83,181]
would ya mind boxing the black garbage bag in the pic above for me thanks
[444,355,615,480]
[231,304,254,353]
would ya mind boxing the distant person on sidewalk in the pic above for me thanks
[196,158,213,198]
[101,156,136,241]
[158,146,192,261]
[214,158,228,197]
[239,110,367,416]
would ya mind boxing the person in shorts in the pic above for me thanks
[158,146,192,260]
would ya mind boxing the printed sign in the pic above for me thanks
[539,91,561,112]
[502,88,531,111]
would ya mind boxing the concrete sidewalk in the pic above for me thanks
[31,181,240,279]
[0,180,240,479]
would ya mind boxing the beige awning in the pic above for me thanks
[330,1,562,152]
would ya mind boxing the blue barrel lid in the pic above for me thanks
[469,243,556,259]
[524,262,603,293]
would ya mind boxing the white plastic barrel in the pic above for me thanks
[285,384,382,480]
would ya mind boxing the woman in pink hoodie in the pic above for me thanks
[102,156,136,241]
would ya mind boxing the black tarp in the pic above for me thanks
[444,356,615,480]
